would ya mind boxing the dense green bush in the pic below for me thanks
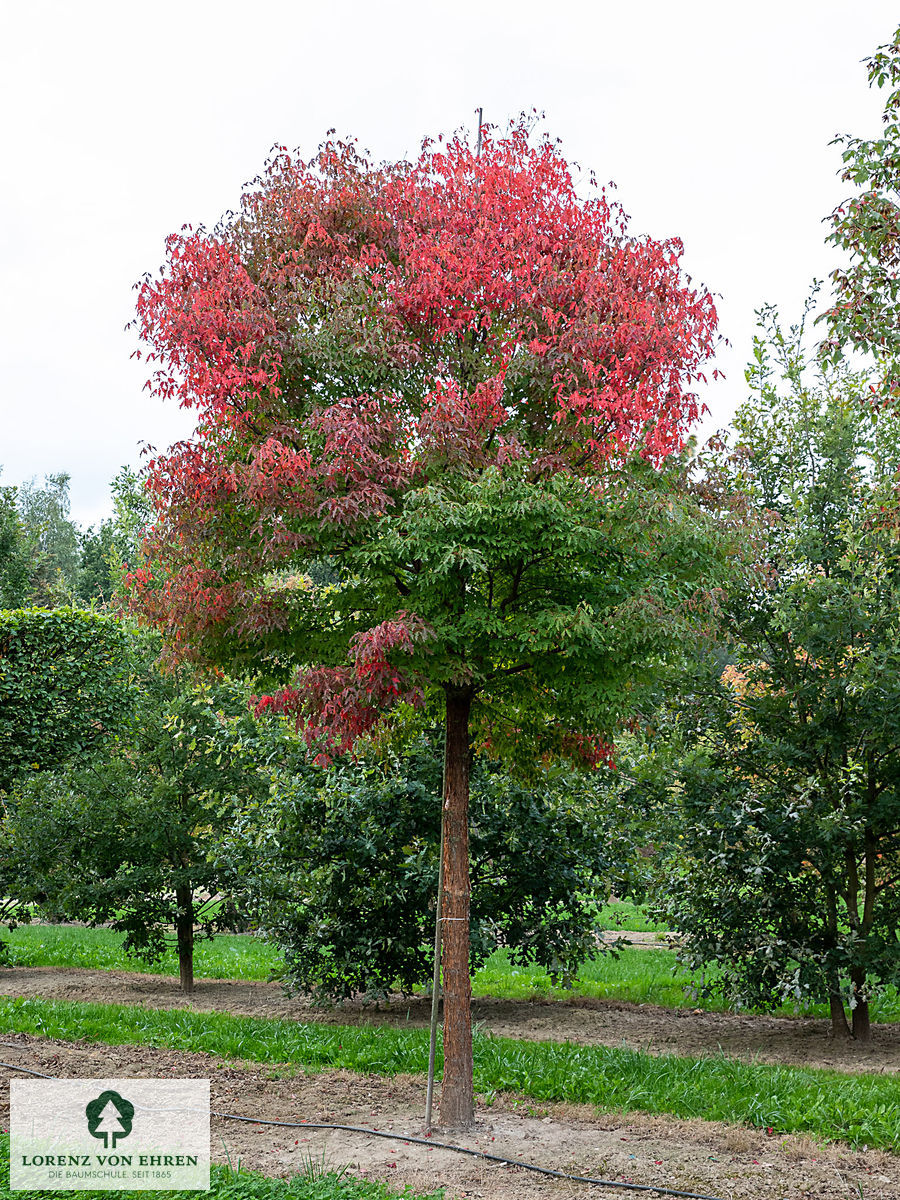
[220,733,616,1000]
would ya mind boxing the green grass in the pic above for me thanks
[472,946,900,1023]
[4,925,281,981]
[0,1134,440,1200]
[0,995,897,1152]
[472,946,699,1006]
[596,898,670,933]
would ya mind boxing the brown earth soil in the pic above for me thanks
[0,1032,897,1200]
[0,965,897,1076]
[599,930,679,947]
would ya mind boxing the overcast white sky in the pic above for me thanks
[1,0,897,528]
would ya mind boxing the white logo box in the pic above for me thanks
[10,1079,210,1191]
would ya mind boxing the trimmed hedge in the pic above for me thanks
[0,607,134,793]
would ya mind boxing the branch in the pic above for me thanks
[389,570,411,598]
[486,661,534,681]
[484,646,564,683]
[500,561,526,613]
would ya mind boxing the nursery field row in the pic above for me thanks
[0,995,897,1152]
[7,924,900,1023]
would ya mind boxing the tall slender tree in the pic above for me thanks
[130,121,724,1126]
[656,304,900,1041]
[824,23,900,381]
[16,473,80,603]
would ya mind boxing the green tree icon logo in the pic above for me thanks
[85,1091,135,1149]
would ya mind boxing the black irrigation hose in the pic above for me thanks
[0,1059,729,1200]
[0,1061,56,1080]
[217,1112,729,1200]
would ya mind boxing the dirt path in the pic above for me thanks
[0,965,898,1076]
[0,1032,897,1199]
[600,930,678,948]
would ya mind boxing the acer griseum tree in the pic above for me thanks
[130,119,722,1127]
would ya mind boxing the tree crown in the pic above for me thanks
[130,121,725,766]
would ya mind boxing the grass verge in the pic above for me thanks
[0,1135,440,1200]
[0,996,896,1152]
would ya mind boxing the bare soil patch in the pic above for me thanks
[600,930,678,948]
[0,1032,897,1199]
[0,966,898,1076]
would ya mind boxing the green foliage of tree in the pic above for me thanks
[107,465,154,574]
[75,467,154,604]
[77,520,117,603]
[78,466,155,604]
[0,465,152,608]
[656,304,900,1041]
[219,732,616,1001]
[0,481,31,609]
[16,473,81,603]
[0,607,135,796]
[2,666,268,994]
[824,23,900,383]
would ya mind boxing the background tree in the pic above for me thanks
[77,520,117,603]
[106,465,154,579]
[656,305,900,1041]
[0,478,32,609]
[2,667,266,994]
[129,122,725,1125]
[824,23,900,384]
[220,730,616,1001]
[75,466,155,604]
[16,473,81,604]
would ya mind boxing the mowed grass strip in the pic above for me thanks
[4,925,281,981]
[0,1135,440,1200]
[476,948,900,1022]
[0,996,897,1152]
[474,946,720,1008]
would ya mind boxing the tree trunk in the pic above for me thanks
[829,993,851,1039]
[852,998,871,1042]
[175,885,194,996]
[856,813,875,1046]
[438,686,474,1129]
[851,970,871,1042]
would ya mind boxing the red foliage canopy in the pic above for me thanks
[129,121,720,761]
